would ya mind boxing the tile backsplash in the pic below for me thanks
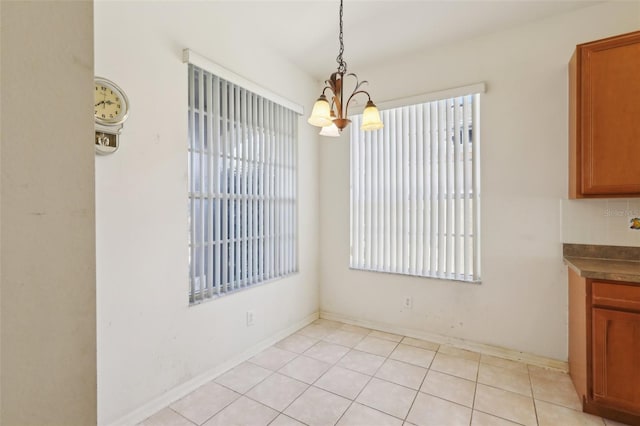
[562,198,640,246]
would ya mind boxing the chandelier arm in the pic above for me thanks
[344,73,370,96]
[345,89,372,115]
[353,79,369,92]
[320,86,333,97]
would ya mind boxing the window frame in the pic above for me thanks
[349,85,483,283]
[186,59,301,304]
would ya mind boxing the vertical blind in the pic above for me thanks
[188,64,298,303]
[350,93,481,282]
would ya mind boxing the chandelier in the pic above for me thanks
[307,0,383,135]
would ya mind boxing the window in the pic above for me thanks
[350,90,481,282]
[188,63,298,303]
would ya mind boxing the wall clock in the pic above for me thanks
[94,77,129,155]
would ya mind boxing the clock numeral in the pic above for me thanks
[101,114,105,118]
[117,104,121,108]
[115,97,120,102]
[109,114,114,118]
[115,110,119,115]
[94,110,97,114]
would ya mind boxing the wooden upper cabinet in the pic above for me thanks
[569,31,640,198]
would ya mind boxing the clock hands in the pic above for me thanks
[94,100,118,113]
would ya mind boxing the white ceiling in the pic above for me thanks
[223,0,601,80]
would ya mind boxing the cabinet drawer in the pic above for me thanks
[592,281,640,311]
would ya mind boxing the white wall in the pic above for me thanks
[562,0,640,248]
[94,2,319,424]
[1,1,96,424]
[320,1,640,361]
[563,198,640,245]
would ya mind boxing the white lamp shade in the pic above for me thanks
[361,101,384,131]
[307,96,332,127]
[319,122,341,137]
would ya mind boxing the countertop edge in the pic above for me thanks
[564,256,640,284]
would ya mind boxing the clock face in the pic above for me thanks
[94,78,128,125]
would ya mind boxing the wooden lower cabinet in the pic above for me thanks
[592,308,640,413]
[569,269,640,425]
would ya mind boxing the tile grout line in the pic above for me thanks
[240,371,311,423]
[527,365,541,426]
[247,323,338,425]
[216,348,321,424]
[321,328,404,423]
[161,320,598,426]
[168,407,199,426]
[469,351,481,426]
[401,348,435,424]
[266,412,310,426]
[472,408,529,426]
[351,341,444,423]
[332,338,403,425]
[321,329,499,424]
[206,368,277,425]
[325,330,398,425]
[270,375,312,426]
[270,324,384,425]
[472,367,531,426]
[310,334,364,426]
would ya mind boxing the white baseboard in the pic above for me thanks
[105,311,319,426]
[320,311,568,372]
[107,309,566,426]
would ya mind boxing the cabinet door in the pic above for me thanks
[592,308,640,412]
[581,32,640,195]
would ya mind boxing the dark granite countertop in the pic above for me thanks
[563,244,640,284]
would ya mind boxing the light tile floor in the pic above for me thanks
[140,319,631,426]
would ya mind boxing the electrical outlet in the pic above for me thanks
[246,310,255,326]
[403,296,413,309]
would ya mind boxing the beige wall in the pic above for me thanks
[0,1,96,425]
[319,1,640,361]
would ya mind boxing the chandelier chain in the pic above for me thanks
[336,0,347,73]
